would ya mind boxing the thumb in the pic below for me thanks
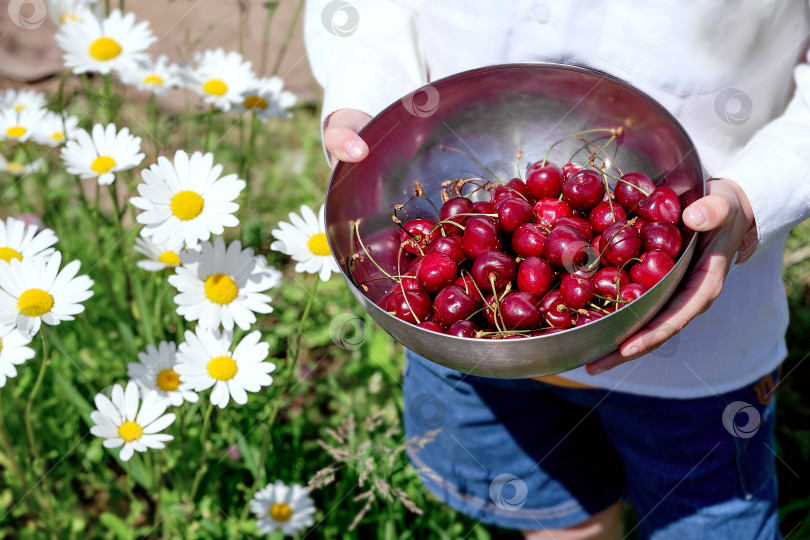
[682,194,732,232]
[325,126,368,165]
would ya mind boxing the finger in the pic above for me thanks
[682,193,732,231]
[324,125,369,165]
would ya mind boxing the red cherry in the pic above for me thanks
[490,185,521,204]
[575,309,605,327]
[615,172,655,212]
[417,321,446,333]
[562,170,606,211]
[472,250,516,292]
[526,163,563,200]
[540,289,576,328]
[620,282,648,303]
[589,201,627,234]
[447,319,479,338]
[553,216,593,241]
[534,198,573,229]
[640,221,682,260]
[501,292,543,330]
[454,274,483,304]
[637,187,681,224]
[428,235,466,264]
[473,200,493,214]
[630,250,675,289]
[593,267,631,300]
[432,284,480,327]
[440,196,475,235]
[599,221,642,267]
[543,224,589,270]
[512,223,548,258]
[506,177,531,200]
[415,252,457,293]
[561,162,583,182]
[495,197,536,233]
[399,219,439,256]
[560,274,595,309]
[462,216,502,259]
[397,270,422,292]
[385,289,432,324]
[516,256,555,297]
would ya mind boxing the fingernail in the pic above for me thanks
[347,140,365,159]
[588,364,606,376]
[686,204,707,226]
[627,346,639,356]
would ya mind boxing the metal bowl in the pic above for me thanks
[325,63,704,378]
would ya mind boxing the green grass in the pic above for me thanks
[0,74,809,539]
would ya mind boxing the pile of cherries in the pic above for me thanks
[368,153,684,339]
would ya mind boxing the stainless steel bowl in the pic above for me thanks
[325,63,704,378]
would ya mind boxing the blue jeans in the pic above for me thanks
[403,350,780,539]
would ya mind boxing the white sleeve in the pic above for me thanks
[304,0,426,128]
[713,57,810,261]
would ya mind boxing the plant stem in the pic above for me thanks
[187,401,215,505]
[0,397,36,516]
[203,106,215,152]
[259,1,280,76]
[148,94,159,155]
[271,0,304,77]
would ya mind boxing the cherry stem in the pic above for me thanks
[413,180,442,222]
[440,145,505,185]
[542,127,617,169]
[352,220,397,281]
[515,150,524,181]
[579,134,624,177]
[395,235,421,323]
[585,218,638,272]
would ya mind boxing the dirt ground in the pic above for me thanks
[0,0,321,106]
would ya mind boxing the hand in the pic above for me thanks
[324,109,372,169]
[586,178,757,375]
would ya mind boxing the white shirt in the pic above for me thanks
[305,0,810,398]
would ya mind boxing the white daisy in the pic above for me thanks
[249,480,316,536]
[90,381,176,462]
[55,9,156,75]
[0,107,47,143]
[0,89,47,113]
[119,55,182,96]
[175,327,275,409]
[133,235,186,272]
[0,252,94,338]
[168,237,281,331]
[183,49,256,111]
[47,0,95,26]
[0,154,43,176]
[0,325,35,389]
[60,123,144,185]
[0,216,58,265]
[130,150,245,248]
[270,204,339,282]
[127,341,198,407]
[235,76,296,121]
[31,111,79,147]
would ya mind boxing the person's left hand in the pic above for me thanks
[585,178,757,375]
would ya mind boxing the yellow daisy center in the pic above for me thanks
[243,95,268,111]
[144,74,164,86]
[6,126,26,138]
[91,156,116,174]
[307,232,331,256]
[158,251,181,267]
[118,421,143,443]
[0,247,23,263]
[0,337,3,353]
[156,369,181,391]
[14,104,25,112]
[89,37,122,62]
[269,503,293,522]
[207,355,237,381]
[170,191,204,221]
[51,132,65,141]
[202,79,228,97]
[5,162,25,174]
[204,274,238,304]
[17,288,54,317]
[60,12,82,24]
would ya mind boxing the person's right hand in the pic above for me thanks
[324,109,372,169]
